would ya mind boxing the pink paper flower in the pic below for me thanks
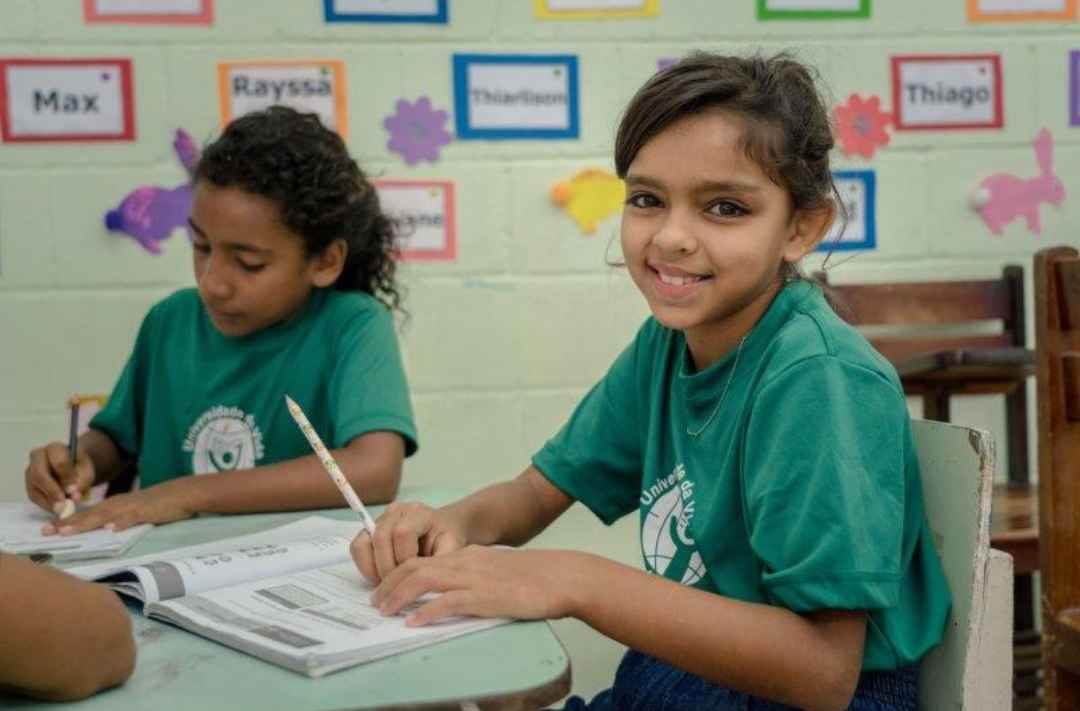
[833,94,892,159]
[383,97,453,165]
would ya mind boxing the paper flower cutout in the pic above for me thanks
[104,129,197,255]
[833,94,892,159]
[383,97,453,165]
[550,169,625,235]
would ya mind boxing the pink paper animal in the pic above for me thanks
[972,128,1065,236]
[104,129,198,254]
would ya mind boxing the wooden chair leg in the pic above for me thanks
[923,389,951,422]
[1006,384,1030,486]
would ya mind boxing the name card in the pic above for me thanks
[758,0,870,19]
[323,0,448,23]
[891,54,1003,130]
[375,180,456,261]
[819,170,876,252]
[83,0,214,24]
[0,58,135,142]
[968,0,1076,22]
[534,0,659,19]
[217,60,347,136]
[453,54,579,140]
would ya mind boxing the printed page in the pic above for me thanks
[67,515,363,581]
[0,502,152,561]
[148,562,508,677]
[113,534,355,604]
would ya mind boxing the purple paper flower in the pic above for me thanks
[383,97,452,165]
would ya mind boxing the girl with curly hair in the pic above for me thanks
[26,106,417,534]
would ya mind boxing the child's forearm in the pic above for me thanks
[442,466,573,547]
[0,555,135,700]
[82,429,129,486]
[564,553,865,711]
[174,431,404,515]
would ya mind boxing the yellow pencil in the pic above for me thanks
[285,395,377,535]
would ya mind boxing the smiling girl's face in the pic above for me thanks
[188,182,341,338]
[620,109,824,369]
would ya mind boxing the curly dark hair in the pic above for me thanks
[615,52,845,280]
[195,106,402,312]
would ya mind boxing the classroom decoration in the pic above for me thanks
[891,54,1003,131]
[757,0,871,20]
[453,54,579,140]
[104,129,197,254]
[83,0,214,25]
[374,179,457,261]
[533,0,660,20]
[970,128,1064,236]
[550,169,625,235]
[833,94,892,159]
[216,60,348,137]
[383,97,453,165]
[967,0,1077,22]
[1070,50,1080,127]
[818,170,876,252]
[323,0,448,23]
[0,58,135,142]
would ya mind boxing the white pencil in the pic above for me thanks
[285,395,377,536]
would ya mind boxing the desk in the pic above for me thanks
[1,487,572,711]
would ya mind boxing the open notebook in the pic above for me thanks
[67,516,508,678]
[0,502,151,561]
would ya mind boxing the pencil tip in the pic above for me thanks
[284,395,297,409]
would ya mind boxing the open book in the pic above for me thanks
[67,517,508,678]
[0,502,152,561]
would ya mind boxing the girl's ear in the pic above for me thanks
[783,202,836,265]
[310,238,348,288]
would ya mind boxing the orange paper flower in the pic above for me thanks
[833,94,892,159]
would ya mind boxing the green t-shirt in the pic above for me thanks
[533,281,950,670]
[92,288,417,488]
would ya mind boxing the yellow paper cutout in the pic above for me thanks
[533,0,659,20]
[551,169,625,234]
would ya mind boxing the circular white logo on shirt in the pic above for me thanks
[641,467,705,586]
[183,406,265,474]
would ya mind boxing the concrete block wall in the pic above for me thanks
[2,0,1079,698]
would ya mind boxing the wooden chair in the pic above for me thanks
[915,419,1012,710]
[815,267,1041,706]
[1034,246,1080,710]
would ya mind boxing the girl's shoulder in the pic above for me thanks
[315,289,392,327]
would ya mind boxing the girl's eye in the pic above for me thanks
[238,261,266,273]
[627,192,662,209]
[707,201,748,218]
[193,242,210,255]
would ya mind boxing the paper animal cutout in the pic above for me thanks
[971,128,1065,235]
[550,169,625,234]
[104,129,197,254]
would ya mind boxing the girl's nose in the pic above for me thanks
[652,209,697,256]
[198,256,233,300]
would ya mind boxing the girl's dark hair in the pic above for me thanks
[615,52,844,280]
[195,106,402,312]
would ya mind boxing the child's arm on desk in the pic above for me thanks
[43,430,404,535]
[0,553,135,701]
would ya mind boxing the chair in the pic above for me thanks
[1034,246,1080,710]
[815,268,1040,706]
[915,419,1013,710]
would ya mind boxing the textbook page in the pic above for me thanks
[148,561,509,678]
[0,502,152,562]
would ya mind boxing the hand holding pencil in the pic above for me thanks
[23,397,95,520]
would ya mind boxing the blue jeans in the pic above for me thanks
[557,650,918,711]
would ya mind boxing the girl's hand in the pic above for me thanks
[371,547,584,627]
[41,480,197,536]
[25,443,95,514]
[350,501,468,584]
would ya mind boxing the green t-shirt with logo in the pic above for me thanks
[532,281,950,671]
[91,288,417,488]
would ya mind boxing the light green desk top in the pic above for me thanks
[1,487,571,711]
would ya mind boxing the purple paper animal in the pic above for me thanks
[972,128,1065,236]
[104,129,198,254]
